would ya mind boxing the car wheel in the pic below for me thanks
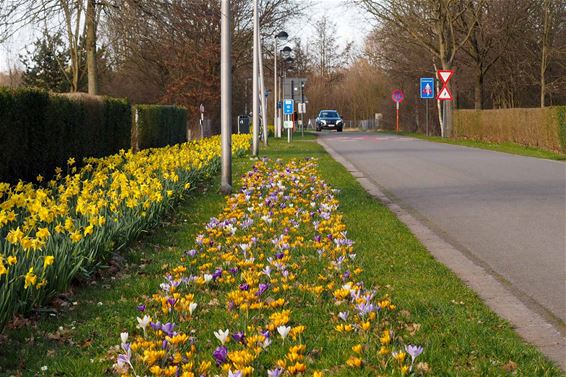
[337,127,343,132]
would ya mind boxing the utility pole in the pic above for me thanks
[220,0,232,193]
[252,0,259,157]
[258,33,268,146]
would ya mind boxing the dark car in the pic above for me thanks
[315,110,344,132]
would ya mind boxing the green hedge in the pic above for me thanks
[0,88,131,183]
[133,105,187,150]
[453,106,566,153]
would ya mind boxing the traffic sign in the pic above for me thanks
[283,120,293,129]
[298,103,306,114]
[283,99,294,115]
[420,78,435,99]
[391,89,404,103]
[437,70,454,84]
[437,87,453,100]
[436,70,454,101]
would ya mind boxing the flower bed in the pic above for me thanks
[0,135,250,329]
[115,158,425,376]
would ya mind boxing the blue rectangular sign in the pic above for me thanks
[283,99,294,115]
[420,78,435,99]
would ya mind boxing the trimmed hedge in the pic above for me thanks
[133,105,187,150]
[0,88,131,183]
[453,106,566,153]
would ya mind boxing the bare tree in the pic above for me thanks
[356,0,481,136]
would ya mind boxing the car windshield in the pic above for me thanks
[320,111,339,118]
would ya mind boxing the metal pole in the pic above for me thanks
[252,0,259,156]
[301,81,304,137]
[258,33,268,146]
[220,0,232,193]
[396,102,399,133]
[274,37,278,138]
[425,99,429,136]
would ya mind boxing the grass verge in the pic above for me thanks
[0,135,562,376]
[396,132,566,161]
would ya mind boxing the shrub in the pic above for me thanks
[0,88,131,183]
[133,105,187,151]
[453,106,566,152]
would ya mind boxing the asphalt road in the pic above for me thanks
[321,131,566,325]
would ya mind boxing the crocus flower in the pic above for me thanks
[150,321,161,331]
[256,283,269,296]
[267,367,283,377]
[213,345,228,365]
[120,332,128,345]
[136,304,146,312]
[239,283,249,291]
[212,268,223,280]
[277,325,291,340]
[136,315,150,335]
[186,249,197,257]
[338,311,349,321]
[406,345,424,363]
[214,329,230,345]
[203,274,213,283]
[228,370,242,377]
[232,331,246,345]
[161,322,175,337]
[189,302,198,315]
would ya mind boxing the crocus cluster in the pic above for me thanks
[114,158,424,376]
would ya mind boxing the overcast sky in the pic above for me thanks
[0,0,372,73]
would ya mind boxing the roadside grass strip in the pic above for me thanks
[113,158,425,376]
[0,135,250,330]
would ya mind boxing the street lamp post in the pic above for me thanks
[220,0,232,193]
[252,0,259,156]
[274,31,288,138]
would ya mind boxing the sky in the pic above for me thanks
[0,0,372,73]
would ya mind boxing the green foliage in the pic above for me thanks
[555,106,566,153]
[19,31,80,92]
[0,88,131,183]
[134,105,187,150]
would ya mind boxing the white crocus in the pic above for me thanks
[120,332,129,345]
[189,302,198,315]
[277,325,291,340]
[136,315,150,336]
[214,329,230,345]
[203,274,213,283]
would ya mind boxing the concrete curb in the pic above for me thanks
[318,137,566,370]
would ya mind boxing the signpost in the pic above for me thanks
[391,89,404,133]
[436,70,454,138]
[199,103,205,138]
[283,99,294,143]
[420,78,435,136]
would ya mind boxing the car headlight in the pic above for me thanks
[321,120,327,124]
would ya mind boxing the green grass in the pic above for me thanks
[395,131,566,161]
[0,135,562,376]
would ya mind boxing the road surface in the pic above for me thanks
[321,131,566,325]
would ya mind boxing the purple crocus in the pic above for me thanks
[275,252,285,259]
[267,368,283,377]
[239,283,249,291]
[185,249,197,257]
[229,267,239,276]
[161,322,175,337]
[232,331,246,345]
[314,235,321,243]
[137,304,146,312]
[150,321,162,331]
[406,344,424,362]
[256,283,269,296]
[213,345,228,365]
[167,297,177,307]
[212,268,223,280]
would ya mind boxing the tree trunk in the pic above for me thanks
[474,67,484,110]
[86,0,98,95]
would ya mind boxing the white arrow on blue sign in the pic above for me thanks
[420,78,435,99]
[283,99,294,115]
